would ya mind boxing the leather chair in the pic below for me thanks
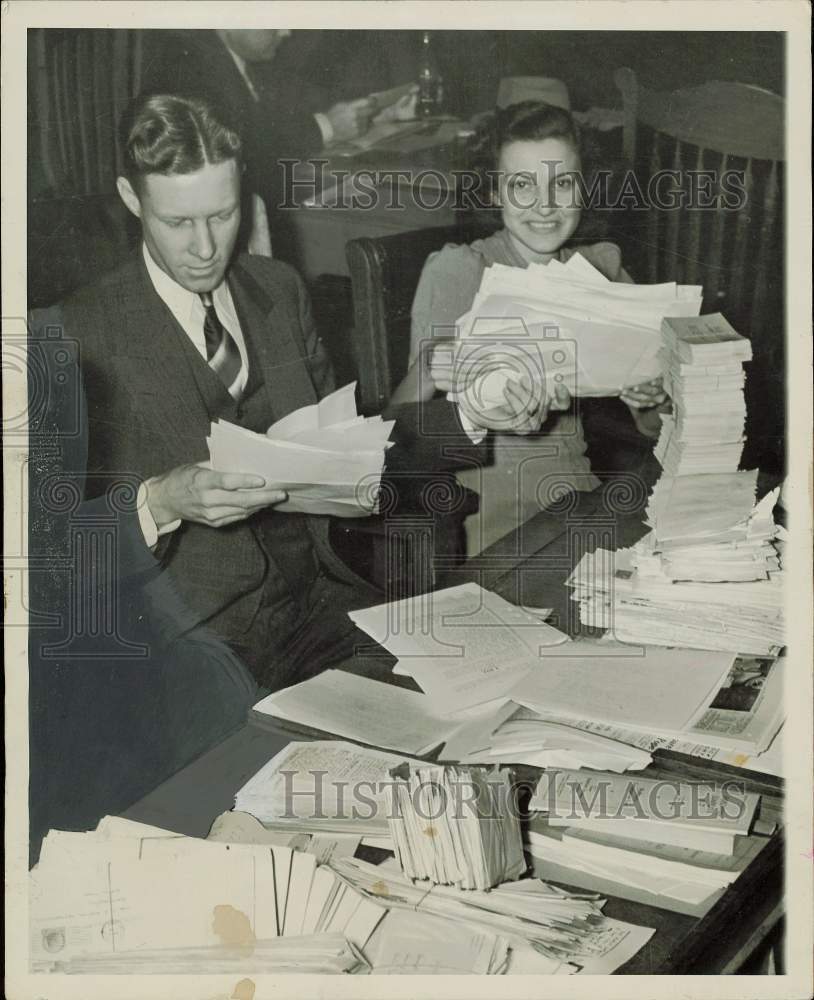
[345,222,492,414]
[336,223,493,593]
[614,67,785,473]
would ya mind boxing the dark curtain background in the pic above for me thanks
[28,28,784,200]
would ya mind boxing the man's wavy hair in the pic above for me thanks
[120,93,243,194]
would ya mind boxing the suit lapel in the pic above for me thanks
[228,259,318,425]
[111,257,214,457]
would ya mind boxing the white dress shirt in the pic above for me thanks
[137,243,250,547]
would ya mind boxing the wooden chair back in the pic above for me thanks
[614,67,785,470]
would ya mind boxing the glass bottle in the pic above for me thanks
[417,31,443,118]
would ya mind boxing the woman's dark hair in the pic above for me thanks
[120,93,243,193]
[466,100,612,242]
[478,100,581,168]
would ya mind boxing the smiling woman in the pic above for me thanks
[496,135,583,264]
[389,101,670,555]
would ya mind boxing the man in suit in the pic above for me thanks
[60,91,483,691]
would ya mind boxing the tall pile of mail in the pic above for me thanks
[655,313,753,475]
[385,763,526,889]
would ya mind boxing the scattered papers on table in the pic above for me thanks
[439,253,701,414]
[331,856,655,973]
[29,817,384,973]
[48,935,369,976]
[349,582,568,714]
[505,640,736,735]
[250,670,456,755]
[385,763,525,890]
[207,382,394,517]
[368,908,511,974]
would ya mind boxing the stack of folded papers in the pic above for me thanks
[385,763,526,890]
[636,474,781,582]
[331,856,655,973]
[655,313,753,475]
[530,768,761,855]
[208,382,394,517]
[29,816,384,973]
[441,253,702,411]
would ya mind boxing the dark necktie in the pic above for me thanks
[199,293,243,400]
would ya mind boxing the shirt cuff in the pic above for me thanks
[137,481,181,550]
[449,395,487,444]
[314,112,334,146]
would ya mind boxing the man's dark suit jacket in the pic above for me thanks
[62,252,366,663]
[60,249,482,677]
[29,248,482,851]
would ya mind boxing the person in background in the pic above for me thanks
[142,30,415,258]
[391,101,669,555]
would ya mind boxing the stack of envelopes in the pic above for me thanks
[330,855,654,970]
[29,816,384,973]
[385,763,526,890]
[655,313,753,475]
[567,478,785,654]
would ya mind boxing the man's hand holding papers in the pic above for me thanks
[207,382,394,517]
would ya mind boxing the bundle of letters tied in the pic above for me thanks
[655,313,753,475]
[385,763,526,890]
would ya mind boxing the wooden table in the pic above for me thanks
[125,485,785,975]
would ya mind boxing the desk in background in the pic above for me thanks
[287,119,470,282]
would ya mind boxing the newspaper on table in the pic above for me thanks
[234,740,409,842]
[29,816,384,973]
[439,701,653,772]
[207,382,394,517]
[503,640,737,735]
[436,253,701,415]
